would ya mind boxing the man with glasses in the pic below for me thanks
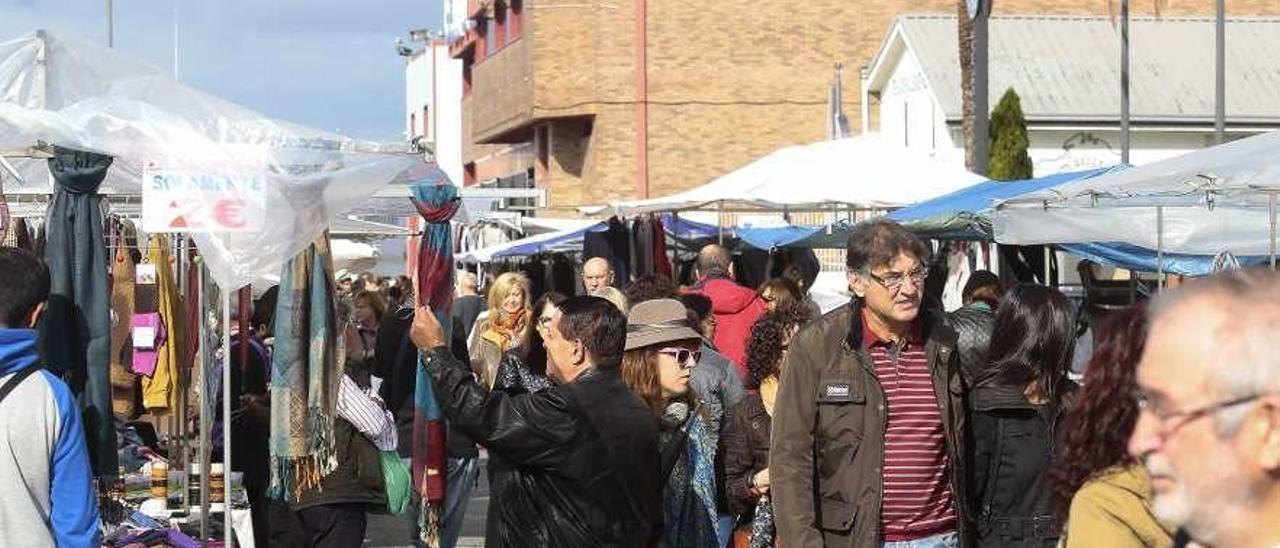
[1129,269,1280,548]
[772,220,969,548]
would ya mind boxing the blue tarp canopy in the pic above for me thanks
[1061,242,1267,277]
[487,214,719,259]
[887,167,1122,238]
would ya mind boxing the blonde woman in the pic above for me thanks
[469,272,532,387]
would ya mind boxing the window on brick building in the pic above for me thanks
[494,1,507,50]
[482,16,495,59]
[463,56,473,96]
[464,163,477,186]
[510,0,523,40]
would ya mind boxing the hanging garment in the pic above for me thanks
[410,182,460,546]
[942,243,973,313]
[129,313,164,377]
[269,233,341,502]
[631,217,653,278]
[652,215,673,278]
[39,146,116,477]
[582,216,632,289]
[109,243,138,418]
[140,235,185,413]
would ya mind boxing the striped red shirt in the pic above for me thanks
[864,317,956,541]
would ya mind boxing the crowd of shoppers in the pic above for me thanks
[5,212,1279,548]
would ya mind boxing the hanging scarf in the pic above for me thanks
[662,406,721,548]
[411,181,460,546]
[40,146,117,477]
[268,233,341,501]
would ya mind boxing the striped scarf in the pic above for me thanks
[410,181,460,546]
[268,233,341,501]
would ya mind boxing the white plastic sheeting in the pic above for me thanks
[994,130,1280,256]
[0,30,425,289]
[582,134,983,215]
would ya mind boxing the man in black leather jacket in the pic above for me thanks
[410,296,662,548]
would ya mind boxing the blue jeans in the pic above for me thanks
[404,456,482,548]
[881,531,958,548]
[716,514,736,548]
[441,456,481,548]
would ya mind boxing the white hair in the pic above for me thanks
[1149,268,1280,432]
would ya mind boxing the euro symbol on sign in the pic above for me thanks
[211,198,247,229]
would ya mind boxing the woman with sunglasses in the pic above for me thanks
[621,298,721,548]
[722,302,810,547]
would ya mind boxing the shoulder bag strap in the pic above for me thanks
[0,366,41,406]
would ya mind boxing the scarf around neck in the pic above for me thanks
[484,309,527,351]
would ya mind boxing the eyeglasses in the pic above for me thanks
[657,347,701,368]
[864,266,929,292]
[1135,390,1269,440]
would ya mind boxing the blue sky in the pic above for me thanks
[0,0,444,140]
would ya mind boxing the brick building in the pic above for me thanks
[450,0,1280,215]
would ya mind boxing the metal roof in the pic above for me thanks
[867,15,1280,125]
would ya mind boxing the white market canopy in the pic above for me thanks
[994,129,1280,257]
[582,134,984,216]
[0,29,428,288]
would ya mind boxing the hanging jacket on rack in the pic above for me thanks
[109,241,138,418]
[140,235,186,414]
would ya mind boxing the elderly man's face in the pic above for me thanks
[583,258,612,293]
[1128,299,1267,541]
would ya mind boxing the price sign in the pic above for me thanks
[142,169,265,233]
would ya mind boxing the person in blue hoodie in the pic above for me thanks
[0,246,100,547]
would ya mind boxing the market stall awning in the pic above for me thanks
[581,134,984,215]
[994,130,1280,256]
[0,29,425,288]
[888,166,1122,238]
[458,214,720,263]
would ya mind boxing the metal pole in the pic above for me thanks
[197,266,209,545]
[1214,0,1226,144]
[1156,206,1165,290]
[972,2,990,175]
[717,201,725,245]
[1121,0,1131,164]
[222,290,233,547]
[107,0,114,47]
[1043,246,1052,287]
[1270,193,1277,270]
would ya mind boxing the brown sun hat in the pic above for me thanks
[625,298,702,351]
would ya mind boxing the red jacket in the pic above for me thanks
[689,277,766,383]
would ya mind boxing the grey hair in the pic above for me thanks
[1148,268,1280,432]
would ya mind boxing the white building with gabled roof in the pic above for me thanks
[864,14,1280,174]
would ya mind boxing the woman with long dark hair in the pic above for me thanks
[1052,303,1172,548]
[722,302,809,547]
[968,284,1078,547]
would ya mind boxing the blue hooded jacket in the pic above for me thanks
[0,328,101,547]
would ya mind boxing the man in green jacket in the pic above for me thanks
[771,220,970,548]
